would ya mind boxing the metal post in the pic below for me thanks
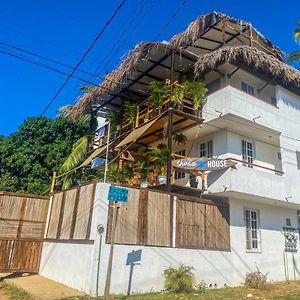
[104,121,111,183]
[104,204,119,299]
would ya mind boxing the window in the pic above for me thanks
[199,140,213,158]
[175,150,186,180]
[241,82,255,96]
[207,78,221,94]
[286,218,291,227]
[244,209,260,252]
[242,139,254,168]
[296,151,300,170]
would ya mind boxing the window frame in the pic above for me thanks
[199,139,213,158]
[244,208,261,253]
[241,138,255,168]
[241,82,255,96]
[174,149,186,180]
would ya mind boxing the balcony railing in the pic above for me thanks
[121,96,201,134]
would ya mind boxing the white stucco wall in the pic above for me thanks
[94,185,300,295]
[39,183,300,296]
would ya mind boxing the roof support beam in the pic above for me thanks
[257,77,277,94]
[200,36,223,44]
[227,67,240,78]
[192,45,214,52]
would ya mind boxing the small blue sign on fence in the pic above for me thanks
[108,186,128,202]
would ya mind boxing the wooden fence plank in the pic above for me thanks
[145,191,171,247]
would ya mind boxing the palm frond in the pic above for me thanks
[287,51,300,62]
[60,135,89,173]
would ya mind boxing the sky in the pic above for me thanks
[0,0,299,135]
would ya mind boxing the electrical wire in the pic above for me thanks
[0,46,96,85]
[0,39,101,79]
[39,0,128,117]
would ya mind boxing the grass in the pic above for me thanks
[0,282,32,300]
[61,281,300,300]
[1,280,300,300]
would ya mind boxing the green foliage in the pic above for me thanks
[60,135,90,190]
[244,270,268,289]
[197,281,208,293]
[135,158,149,181]
[182,81,207,109]
[108,111,121,134]
[287,21,300,62]
[124,100,138,125]
[0,116,90,195]
[149,80,207,109]
[146,143,170,176]
[163,264,195,293]
[173,133,187,145]
[149,80,169,108]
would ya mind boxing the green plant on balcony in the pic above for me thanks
[147,143,170,178]
[149,80,169,108]
[108,111,121,134]
[124,100,138,125]
[173,132,187,145]
[182,81,208,110]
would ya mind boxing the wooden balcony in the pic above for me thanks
[121,96,203,137]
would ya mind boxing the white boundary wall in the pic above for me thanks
[40,182,300,296]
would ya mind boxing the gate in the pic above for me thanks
[0,192,49,272]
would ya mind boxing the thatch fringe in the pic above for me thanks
[68,12,286,118]
[67,42,161,118]
[171,11,284,61]
[194,45,300,89]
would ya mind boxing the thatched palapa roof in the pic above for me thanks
[67,12,287,118]
[194,45,300,94]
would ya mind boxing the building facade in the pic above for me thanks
[40,12,300,295]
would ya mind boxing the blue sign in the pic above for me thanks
[108,186,128,202]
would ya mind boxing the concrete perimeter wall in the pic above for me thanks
[40,182,300,296]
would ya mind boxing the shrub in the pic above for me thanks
[163,264,195,293]
[244,270,268,289]
[197,280,208,293]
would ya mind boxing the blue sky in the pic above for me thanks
[0,0,299,135]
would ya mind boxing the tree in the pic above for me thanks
[287,21,300,62]
[0,116,90,195]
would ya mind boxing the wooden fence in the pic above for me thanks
[46,183,96,243]
[0,192,49,272]
[107,187,230,251]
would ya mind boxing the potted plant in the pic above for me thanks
[149,80,169,113]
[170,82,185,110]
[135,159,149,188]
[124,100,138,127]
[182,81,208,115]
[147,143,170,185]
[108,111,121,138]
[173,132,187,145]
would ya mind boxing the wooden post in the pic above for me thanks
[249,25,253,47]
[166,49,175,193]
[104,203,119,300]
[50,171,57,195]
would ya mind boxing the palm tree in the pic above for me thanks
[58,106,92,190]
[287,21,300,62]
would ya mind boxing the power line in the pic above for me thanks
[0,47,96,85]
[154,0,189,41]
[0,39,101,79]
[39,0,128,117]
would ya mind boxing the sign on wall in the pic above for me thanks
[108,186,128,202]
[283,227,298,252]
[172,157,236,173]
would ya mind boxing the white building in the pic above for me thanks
[40,12,300,295]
